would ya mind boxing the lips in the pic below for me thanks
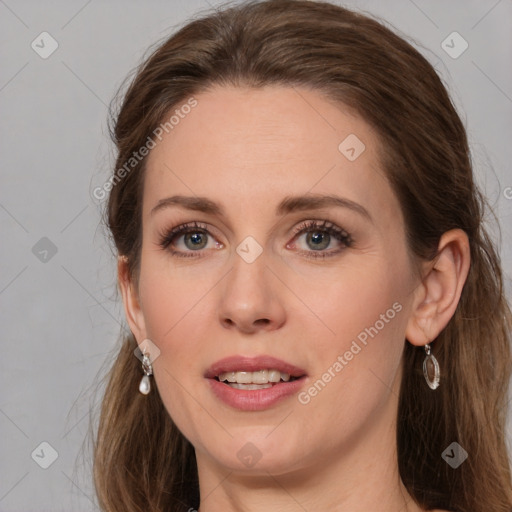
[205,355,308,411]
[204,355,307,379]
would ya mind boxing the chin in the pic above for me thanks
[202,431,307,475]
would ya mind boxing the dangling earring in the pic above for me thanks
[139,348,153,395]
[422,343,440,390]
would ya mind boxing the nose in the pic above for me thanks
[218,252,286,334]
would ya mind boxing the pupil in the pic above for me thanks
[186,232,206,249]
[308,231,329,250]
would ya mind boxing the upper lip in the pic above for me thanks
[205,355,307,379]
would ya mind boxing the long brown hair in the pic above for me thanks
[92,1,512,510]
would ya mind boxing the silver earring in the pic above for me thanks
[422,343,440,390]
[139,349,153,395]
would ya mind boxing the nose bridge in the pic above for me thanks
[226,239,271,303]
[218,238,286,332]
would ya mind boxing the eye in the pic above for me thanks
[288,220,353,259]
[157,219,353,260]
[157,221,223,258]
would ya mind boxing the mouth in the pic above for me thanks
[205,355,307,410]
[214,369,303,390]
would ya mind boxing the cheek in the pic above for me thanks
[137,260,215,437]
[138,246,210,340]
[296,256,408,350]
[136,254,207,383]
[294,255,410,412]
[136,246,229,389]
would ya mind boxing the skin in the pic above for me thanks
[119,85,470,512]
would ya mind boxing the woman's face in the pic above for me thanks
[126,85,422,476]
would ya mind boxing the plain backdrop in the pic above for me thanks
[1,0,511,510]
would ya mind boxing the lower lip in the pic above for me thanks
[207,377,306,411]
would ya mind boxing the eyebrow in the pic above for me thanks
[150,193,373,222]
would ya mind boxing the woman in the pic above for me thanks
[92,1,512,511]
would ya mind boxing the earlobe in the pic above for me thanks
[117,255,147,342]
[405,229,470,347]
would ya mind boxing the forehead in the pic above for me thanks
[142,85,398,223]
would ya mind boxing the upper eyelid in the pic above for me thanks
[161,219,350,248]
[166,219,344,235]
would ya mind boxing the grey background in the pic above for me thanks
[1,0,511,510]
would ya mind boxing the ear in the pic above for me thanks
[406,229,471,346]
[118,255,147,342]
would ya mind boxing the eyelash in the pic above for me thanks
[157,219,353,260]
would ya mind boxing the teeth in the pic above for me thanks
[229,383,273,390]
[218,369,293,385]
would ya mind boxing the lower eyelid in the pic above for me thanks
[289,240,347,258]
[160,221,352,256]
